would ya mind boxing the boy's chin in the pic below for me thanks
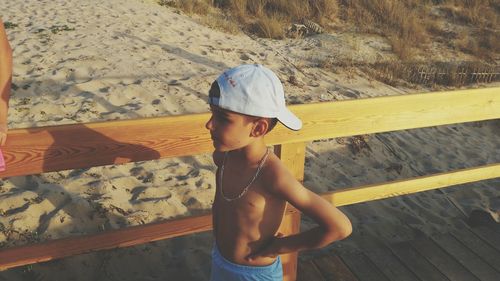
[212,143,237,152]
[211,143,226,152]
[213,141,255,152]
[213,146,230,152]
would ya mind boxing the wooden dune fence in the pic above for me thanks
[0,87,499,281]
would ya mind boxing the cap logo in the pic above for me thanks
[223,72,237,88]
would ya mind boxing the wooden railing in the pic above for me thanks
[1,87,499,280]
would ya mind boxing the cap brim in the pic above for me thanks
[277,108,302,131]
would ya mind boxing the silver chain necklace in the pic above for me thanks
[219,148,270,202]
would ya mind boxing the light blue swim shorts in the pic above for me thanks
[210,245,283,281]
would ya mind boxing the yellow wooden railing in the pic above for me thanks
[1,87,499,280]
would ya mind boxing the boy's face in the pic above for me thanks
[205,105,256,151]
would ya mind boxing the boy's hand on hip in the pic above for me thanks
[246,232,284,262]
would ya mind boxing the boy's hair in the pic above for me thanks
[210,81,278,134]
[248,115,278,134]
[265,118,278,133]
[208,64,302,131]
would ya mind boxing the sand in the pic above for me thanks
[0,0,499,280]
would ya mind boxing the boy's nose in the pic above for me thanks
[205,116,213,131]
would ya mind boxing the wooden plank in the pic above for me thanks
[452,227,500,271]
[1,115,211,178]
[431,234,500,281]
[471,226,500,252]
[410,238,480,281]
[275,143,306,281]
[364,242,418,281]
[2,87,499,178]
[323,163,500,207]
[0,213,212,271]
[274,142,306,182]
[312,254,359,281]
[388,241,449,281]
[266,87,500,145]
[297,259,325,281]
[339,251,390,281]
[489,222,500,234]
[359,239,420,281]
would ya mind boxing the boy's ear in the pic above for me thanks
[250,118,269,137]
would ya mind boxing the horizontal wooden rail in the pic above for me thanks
[0,213,213,271]
[1,163,498,270]
[1,87,499,178]
[322,163,500,206]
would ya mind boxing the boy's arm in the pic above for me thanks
[247,162,352,260]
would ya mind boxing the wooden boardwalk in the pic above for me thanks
[298,224,500,281]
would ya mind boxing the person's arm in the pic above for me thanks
[0,19,13,146]
[247,162,352,260]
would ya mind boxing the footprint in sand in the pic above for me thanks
[67,66,95,84]
[239,53,251,61]
[130,167,155,184]
[168,79,182,86]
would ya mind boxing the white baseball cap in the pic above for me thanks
[209,64,302,131]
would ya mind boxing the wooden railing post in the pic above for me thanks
[274,142,306,281]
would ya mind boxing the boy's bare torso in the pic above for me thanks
[212,152,287,266]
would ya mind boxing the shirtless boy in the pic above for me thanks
[206,64,352,280]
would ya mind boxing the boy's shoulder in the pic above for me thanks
[211,150,299,193]
[260,153,298,194]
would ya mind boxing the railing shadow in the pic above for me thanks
[0,124,162,244]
